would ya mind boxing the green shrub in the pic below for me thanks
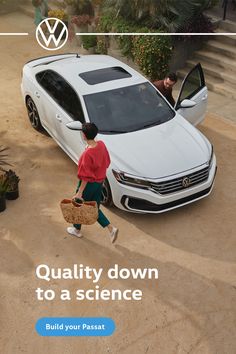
[96,36,108,54]
[96,15,173,80]
[95,13,113,54]
[132,34,172,80]
[82,35,97,49]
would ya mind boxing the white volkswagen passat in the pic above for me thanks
[21,54,217,213]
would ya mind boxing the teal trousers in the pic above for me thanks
[73,181,110,230]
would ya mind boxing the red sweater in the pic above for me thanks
[77,141,111,183]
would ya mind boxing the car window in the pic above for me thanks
[178,65,205,103]
[36,70,85,123]
[83,82,175,134]
[79,67,132,85]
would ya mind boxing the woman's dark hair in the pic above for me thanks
[82,123,98,140]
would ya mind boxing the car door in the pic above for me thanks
[36,70,86,162]
[35,70,61,139]
[49,73,86,163]
[175,63,208,126]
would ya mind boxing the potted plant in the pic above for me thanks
[0,174,9,212]
[71,14,92,45]
[71,14,91,32]
[5,169,20,200]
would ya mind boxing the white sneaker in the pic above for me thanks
[110,227,118,244]
[67,227,83,238]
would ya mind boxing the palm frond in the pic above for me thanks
[0,146,12,172]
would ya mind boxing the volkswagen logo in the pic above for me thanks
[182,177,191,188]
[36,18,68,51]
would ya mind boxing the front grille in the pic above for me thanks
[121,184,212,212]
[150,166,210,195]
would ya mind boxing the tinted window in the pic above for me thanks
[79,67,132,85]
[179,65,205,103]
[36,70,85,122]
[83,82,175,134]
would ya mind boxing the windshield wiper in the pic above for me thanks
[100,130,127,134]
[140,121,162,129]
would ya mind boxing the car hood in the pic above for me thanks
[101,115,211,179]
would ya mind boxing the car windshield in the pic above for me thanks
[83,82,175,134]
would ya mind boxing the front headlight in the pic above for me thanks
[112,170,151,189]
[208,145,214,168]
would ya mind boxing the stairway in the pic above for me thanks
[177,20,236,99]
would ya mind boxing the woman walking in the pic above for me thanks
[67,123,118,244]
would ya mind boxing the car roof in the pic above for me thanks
[33,55,148,95]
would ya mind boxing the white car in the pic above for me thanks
[21,54,217,213]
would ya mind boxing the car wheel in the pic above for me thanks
[101,179,113,207]
[26,97,43,131]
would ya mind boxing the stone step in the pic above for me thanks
[186,59,236,87]
[214,30,236,46]
[209,82,236,99]
[203,39,236,59]
[177,69,236,99]
[195,49,236,74]
[219,19,236,33]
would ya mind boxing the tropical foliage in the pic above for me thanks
[0,174,9,197]
[82,34,97,49]
[132,34,172,79]
[4,170,20,191]
[0,146,11,172]
[103,0,215,32]
[96,15,172,79]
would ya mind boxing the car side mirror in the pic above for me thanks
[66,121,82,130]
[180,99,197,108]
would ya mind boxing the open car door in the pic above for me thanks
[175,63,208,126]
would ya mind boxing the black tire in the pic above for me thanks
[101,179,113,207]
[26,97,43,131]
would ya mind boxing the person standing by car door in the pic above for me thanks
[153,73,178,107]
[67,123,119,244]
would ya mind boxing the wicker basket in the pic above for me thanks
[60,199,98,225]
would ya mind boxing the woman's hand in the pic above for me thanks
[72,192,83,200]
[72,180,87,201]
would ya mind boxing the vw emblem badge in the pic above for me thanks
[182,177,190,188]
[36,18,68,51]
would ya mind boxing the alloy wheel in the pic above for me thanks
[26,98,41,130]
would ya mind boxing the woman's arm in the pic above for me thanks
[73,180,87,200]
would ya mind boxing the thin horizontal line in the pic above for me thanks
[76,32,236,36]
[0,33,29,36]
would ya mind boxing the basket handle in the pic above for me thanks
[72,199,83,207]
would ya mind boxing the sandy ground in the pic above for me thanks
[0,12,236,354]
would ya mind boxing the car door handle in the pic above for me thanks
[35,91,40,98]
[202,95,208,101]
[56,114,62,122]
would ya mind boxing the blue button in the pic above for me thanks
[35,317,115,336]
